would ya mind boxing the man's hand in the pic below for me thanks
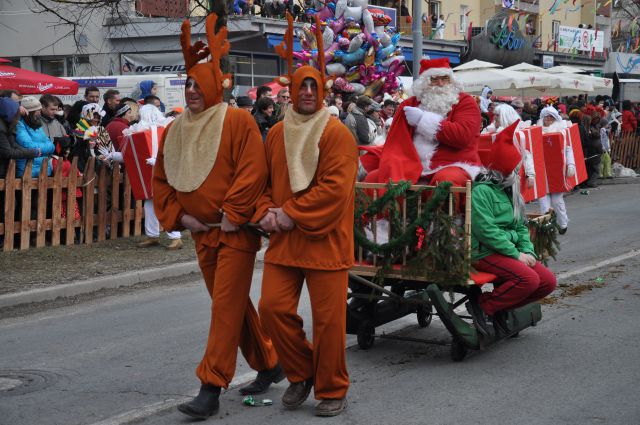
[220,213,239,232]
[259,211,280,233]
[269,207,294,231]
[403,106,424,127]
[180,214,209,233]
[518,252,536,267]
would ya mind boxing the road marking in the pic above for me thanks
[556,249,640,280]
[88,248,640,424]
[89,371,256,425]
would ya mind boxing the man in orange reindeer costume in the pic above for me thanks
[152,14,282,420]
[254,14,358,417]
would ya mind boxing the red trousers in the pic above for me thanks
[195,243,279,388]
[475,253,557,316]
[259,264,349,400]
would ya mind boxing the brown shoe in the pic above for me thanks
[166,238,183,250]
[137,237,159,248]
[281,378,313,409]
[315,398,347,417]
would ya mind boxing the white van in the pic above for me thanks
[59,74,187,111]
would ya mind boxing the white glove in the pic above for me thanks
[97,146,111,157]
[146,157,156,166]
[566,164,576,178]
[527,176,535,188]
[404,106,424,127]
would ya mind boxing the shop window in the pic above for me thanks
[40,58,65,77]
[459,5,468,33]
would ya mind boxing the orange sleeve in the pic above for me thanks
[152,128,186,232]
[222,111,269,225]
[253,131,278,223]
[282,123,357,239]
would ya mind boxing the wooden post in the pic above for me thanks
[97,165,108,241]
[51,159,63,246]
[110,162,121,240]
[65,157,78,245]
[83,158,96,245]
[122,171,132,237]
[134,200,143,236]
[35,158,49,248]
[19,161,33,250]
[3,160,16,251]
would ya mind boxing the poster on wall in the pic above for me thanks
[121,53,186,74]
[558,26,604,53]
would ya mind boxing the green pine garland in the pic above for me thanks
[526,211,561,265]
[354,181,470,287]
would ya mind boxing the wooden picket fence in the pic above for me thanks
[0,157,144,252]
[611,131,640,171]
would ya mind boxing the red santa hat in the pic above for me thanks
[488,120,522,176]
[419,57,453,79]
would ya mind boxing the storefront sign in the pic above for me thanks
[558,26,604,53]
[605,52,640,75]
[121,53,186,74]
[542,55,554,69]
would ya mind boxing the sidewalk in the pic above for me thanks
[0,232,268,309]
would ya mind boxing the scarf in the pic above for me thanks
[283,107,330,193]
[163,103,227,192]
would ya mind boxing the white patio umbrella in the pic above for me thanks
[452,59,502,72]
[505,63,544,72]
[454,68,552,94]
[558,73,613,96]
[541,65,588,74]
[495,70,594,96]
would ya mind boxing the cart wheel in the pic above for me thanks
[357,321,375,350]
[416,304,432,328]
[450,338,468,362]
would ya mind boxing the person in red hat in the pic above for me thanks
[152,14,282,420]
[466,120,557,336]
[365,57,482,199]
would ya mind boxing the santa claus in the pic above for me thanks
[364,57,482,188]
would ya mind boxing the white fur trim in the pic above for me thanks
[414,134,439,171]
[422,68,453,79]
[415,110,444,140]
[422,162,482,180]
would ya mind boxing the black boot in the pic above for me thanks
[177,384,220,419]
[465,301,492,338]
[239,363,286,395]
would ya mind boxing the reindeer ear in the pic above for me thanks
[325,79,334,90]
[222,78,232,89]
[278,76,290,85]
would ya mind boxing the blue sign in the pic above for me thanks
[71,78,118,87]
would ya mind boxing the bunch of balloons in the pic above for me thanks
[294,0,406,100]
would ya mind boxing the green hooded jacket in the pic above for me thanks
[471,181,536,262]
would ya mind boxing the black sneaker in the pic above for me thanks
[177,384,220,419]
[558,227,567,235]
[239,363,286,395]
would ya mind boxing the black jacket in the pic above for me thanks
[0,118,37,178]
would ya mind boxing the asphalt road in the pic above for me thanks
[1,184,639,425]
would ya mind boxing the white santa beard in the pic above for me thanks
[417,83,462,117]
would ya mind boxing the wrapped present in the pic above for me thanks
[478,126,547,202]
[542,124,587,193]
[121,125,164,200]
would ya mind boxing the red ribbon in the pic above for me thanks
[416,226,426,250]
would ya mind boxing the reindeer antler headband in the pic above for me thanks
[180,13,232,108]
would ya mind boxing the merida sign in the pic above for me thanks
[121,53,186,74]
[462,10,534,68]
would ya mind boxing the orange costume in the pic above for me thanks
[152,14,278,392]
[254,18,358,402]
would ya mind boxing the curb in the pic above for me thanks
[596,177,640,185]
[0,246,268,310]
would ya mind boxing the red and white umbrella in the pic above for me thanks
[0,64,79,95]
[245,80,285,100]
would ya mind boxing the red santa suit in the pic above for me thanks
[365,58,482,188]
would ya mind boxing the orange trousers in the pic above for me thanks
[259,263,349,400]
[194,243,279,388]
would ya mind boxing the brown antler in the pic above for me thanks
[274,12,295,85]
[180,20,210,72]
[314,15,327,89]
[205,13,230,67]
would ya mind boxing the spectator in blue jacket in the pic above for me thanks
[136,80,165,113]
[15,97,55,177]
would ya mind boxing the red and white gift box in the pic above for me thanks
[541,124,587,193]
[478,126,547,202]
[121,125,164,201]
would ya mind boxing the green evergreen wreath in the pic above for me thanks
[527,211,561,265]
